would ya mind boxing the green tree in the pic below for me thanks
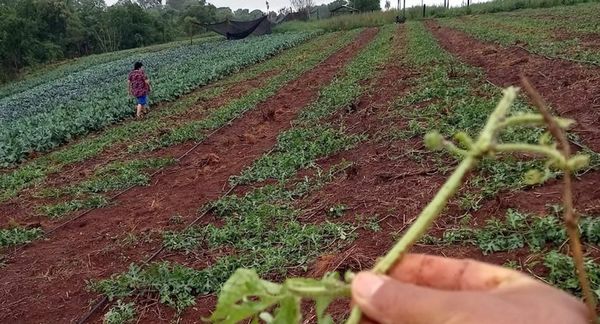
[137,0,162,9]
[73,0,107,55]
[105,2,162,49]
[351,0,380,11]
[182,0,216,25]
[215,7,233,21]
[0,9,38,78]
[327,0,348,10]
[166,0,187,11]
[183,16,199,44]
[0,0,218,83]
[233,8,264,20]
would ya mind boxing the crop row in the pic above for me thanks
[440,3,600,65]
[0,33,355,256]
[0,36,220,100]
[0,32,315,166]
[83,21,600,322]
[394,22,599,199]
[90,26,396,319]
[395,21,600,296]
[27,31,360,221]
[0,32,347,206]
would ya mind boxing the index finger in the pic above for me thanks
[388,253,531,291]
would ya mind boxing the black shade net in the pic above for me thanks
[205,16,272,40]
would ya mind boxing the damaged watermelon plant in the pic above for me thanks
[209,82,598,324]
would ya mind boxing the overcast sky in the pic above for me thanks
[104,0,470,11]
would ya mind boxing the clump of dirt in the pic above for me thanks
[198,153,221,166]
[262,107,277,121]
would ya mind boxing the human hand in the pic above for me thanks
[351,254,588,324]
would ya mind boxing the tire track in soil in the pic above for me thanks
[0,28,379,324]
[426,21,600,153]
[0,69,279,229]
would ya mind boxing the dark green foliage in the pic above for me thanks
[351,0,381,11]
[0,0,223,79]
[580,217,600,245]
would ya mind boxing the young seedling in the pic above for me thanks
[209,85,597,323]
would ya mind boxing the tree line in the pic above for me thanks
[0,0,265,81]
[0,0,381,82]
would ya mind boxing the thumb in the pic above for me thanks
[351,272,460,324]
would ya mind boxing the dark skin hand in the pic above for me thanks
[352,254,588,324]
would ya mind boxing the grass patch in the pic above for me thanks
[409,0,600,19]
[274,11,397,33]
[38,158,173,217]
[50,158,174,198]
[544,250,600,296]
[439,4,600,64]
[428,207,600,255]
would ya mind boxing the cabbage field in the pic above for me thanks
[0,32,313,166]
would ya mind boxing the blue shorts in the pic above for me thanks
[136,95,148,106]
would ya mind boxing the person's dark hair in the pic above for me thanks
[134,62,143,70]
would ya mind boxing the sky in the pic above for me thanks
[103,0,463,11]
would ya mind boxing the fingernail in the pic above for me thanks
[354,272,385,300]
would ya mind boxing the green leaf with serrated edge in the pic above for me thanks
[272,296,301,324]
[210,269,282,323]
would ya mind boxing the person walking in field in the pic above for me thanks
[128,62,151,118]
